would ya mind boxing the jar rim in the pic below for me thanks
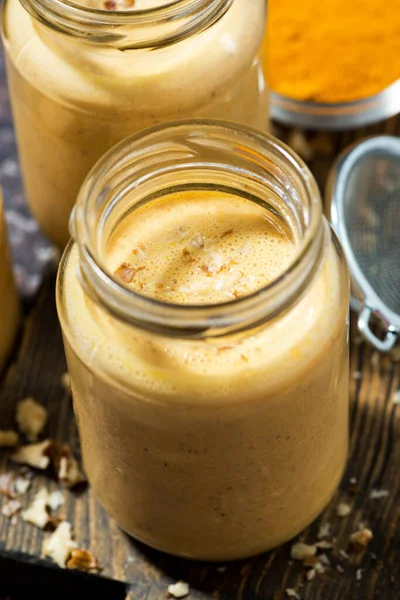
[66,119,325,339]
[18,0,233,47]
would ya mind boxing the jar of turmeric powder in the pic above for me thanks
[269,0,400,129]
[2,0,268,248]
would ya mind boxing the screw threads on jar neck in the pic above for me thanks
[19,0,233,48]
[69,120,325,339]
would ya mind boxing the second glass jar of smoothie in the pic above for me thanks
[0,192,20,372]
[57,121,349,561]
[2,0,268,248]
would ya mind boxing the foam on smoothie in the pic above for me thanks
[107,191,296,305]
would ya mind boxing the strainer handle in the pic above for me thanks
[358,305,398,352]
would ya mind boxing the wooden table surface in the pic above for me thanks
[1,41,400,599]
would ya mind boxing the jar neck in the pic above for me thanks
[20,0,233,48]
[70,120,326,339]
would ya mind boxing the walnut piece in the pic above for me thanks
[306,568,316,581]
[14,475,32,495]
[286,590,301,600]
[317,522,331,540]
[349,528,373,549]
[55,446,85,488]
[369,489,389,500]
[167,581,190,599]
[2,499,22,518]
[22,488,52,529]
[336,502,352,517]
[290,542,316,561]
[16,398,48,442]
[43,521,77,568]
[0,430,19,448]
[11,440,53,470]
[66,549,100,572]
[0,473,16,498]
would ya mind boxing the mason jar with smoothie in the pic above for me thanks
[2,0,268,248]
[56,121,350,560]
[0,192,20,372]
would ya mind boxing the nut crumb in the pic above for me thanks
[291,542,316,561]
[190,233,204,249]
[336,502,352,517]
[393,390,400,405]
[167,581,190,598]
[336,565,345,573]
[2,499,22,518]
[319,553,331,566]
[356,568,363,581]
[369,489,389,500]
[55,446,85,488]
[61,372,71,392]
[349,528,373,549]
[314,562,325,575]
[11,440,53,470]
[114,263,145,284]
[66,549,101,573]
[14,475,32,495]
[0,473,16,498]
[42,521,77,568]
[352,371,362,380]
[303,556,319,568]
[306,568,316,581]
[0,431,19,448]
[16,398,48,442]
[317,522,331,540]
[22,488,52,529]
[286,589,301,599]
[338,549,350,560]
[315,540,334,550]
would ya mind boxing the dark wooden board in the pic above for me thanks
[0,31,400,600]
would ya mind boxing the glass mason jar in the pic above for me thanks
[2,0,268,249]
[56,121,349,561]
[0,192,20,372]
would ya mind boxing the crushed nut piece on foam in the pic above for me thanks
[0,473,15,497]
[369,489,390,500]
[0,431,19,448]
[16,398,48,442]
[349,528,373,549]
[11,440,53,470]
[22,488,52,529]
[2,499,22,518]
[61,372,71,393]
[66,549,100,573]
[336,502,352,517]
[317,522,331,540]
[290,542,316,561]
[190,233,204,249]
[43,521,77,568]
[114,263,145,284]
[55,446,85,488]
[286,589,301,600]
[167,581,190,599]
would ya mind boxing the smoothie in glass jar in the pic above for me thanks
[57,121,350,560]
[0,194,20,371]
[2,0,268,247]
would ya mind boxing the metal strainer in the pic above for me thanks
[327,136,400,352]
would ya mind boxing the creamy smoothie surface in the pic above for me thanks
[0,200,20,371]
[60,189,349,559]
[3,0,268,247]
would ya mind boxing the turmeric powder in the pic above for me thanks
[268,0,400,103]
